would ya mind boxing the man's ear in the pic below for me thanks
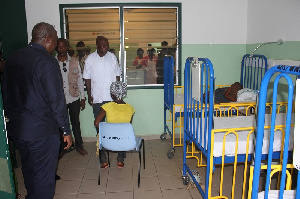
[44,35,51,44]
[43,35,52,50]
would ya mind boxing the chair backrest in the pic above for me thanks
[99,122,137,151]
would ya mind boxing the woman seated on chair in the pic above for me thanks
[94,81,135,168]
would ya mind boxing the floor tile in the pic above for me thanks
[106,191,133,199]
[107,167,133,179]
[84,167,108,180]
[159,175,187,190]
[59,168,85,180]
[162,188,193,199]
[156,164,181,177]
[86,156,100,168]
[53,193,78,199]
[13,140,218,199]
[133,176,160,191]
[77,193,105,199]
[106,178,134,192]
[189,187,204,199]
[66,156,89,168]
[132,164,157,178]
[55,180,81,194]
[134,190,163,199]
[79,179,106,193]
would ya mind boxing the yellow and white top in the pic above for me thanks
[101,102,135,123]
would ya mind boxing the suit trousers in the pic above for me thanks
[11,133,60,199]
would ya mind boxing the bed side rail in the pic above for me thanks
[183,57,215,198]
[251,65,300,199]
[164,56,175,110]
[241,54,267,91]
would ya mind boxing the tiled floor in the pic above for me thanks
[14,138,207,199]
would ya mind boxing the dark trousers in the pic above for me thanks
[11,134,60,199]
[60,99,83,151]
[93,102,126,164]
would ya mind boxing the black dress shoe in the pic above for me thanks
[55,174,61,181]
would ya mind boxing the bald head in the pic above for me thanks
[31,22,57,44]
[31,22,58,55]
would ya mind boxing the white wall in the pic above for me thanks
[182,1,247,44]
[247,0,300,44]
[25,0,248,45]
[24,0,249,136]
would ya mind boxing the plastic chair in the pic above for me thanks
[98,122,145,188]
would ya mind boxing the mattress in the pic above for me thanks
[174,93,184,112]
[257,190,296,199]
[194,113,294,157]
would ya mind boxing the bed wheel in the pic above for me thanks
[182,175,190,185]
[160,133,167,140]
[167,149,175,159]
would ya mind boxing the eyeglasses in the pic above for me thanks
[62,62,67,72]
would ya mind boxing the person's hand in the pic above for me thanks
[80,99,86,110]
[88,95,93,106]
[63,134,73,150]
[94,120,99,129]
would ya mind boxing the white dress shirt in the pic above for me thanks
[57,55,85,104]
[83,51,121,103]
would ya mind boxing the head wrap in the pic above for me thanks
[110,81,127,100]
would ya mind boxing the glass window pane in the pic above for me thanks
[124,8,178,86]
[62,5,179,88]
[64,8,120,65]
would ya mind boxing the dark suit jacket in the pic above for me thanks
[2,42,71,141]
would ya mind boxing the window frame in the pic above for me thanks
[59,3,182,89]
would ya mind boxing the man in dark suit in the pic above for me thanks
[2,22,72,199]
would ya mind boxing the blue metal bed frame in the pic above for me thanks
[251,65,300,199]
[162,54,268,159]
[181,57,285,199]
[162,56,181,158]
[182,57,215,198]
[241,54,268,90]
[163,56,175,142]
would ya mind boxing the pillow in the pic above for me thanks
[237,88,258,102]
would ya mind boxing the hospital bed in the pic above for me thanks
[162,54,268,159]
[249,65,300,199]
[182,57,295,199]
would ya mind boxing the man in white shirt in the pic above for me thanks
[56,38,88,157]
[83,36,121,121]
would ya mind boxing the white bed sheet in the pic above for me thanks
[194,113,294,157]
[174,94,184,112]
[258,190,296,199]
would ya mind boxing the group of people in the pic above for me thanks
[1,22,134,199]
[132,41,176,84]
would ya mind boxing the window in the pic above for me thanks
[60,3,181,88]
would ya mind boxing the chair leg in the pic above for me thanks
[142,139,145,169]
[138,139,145,188]
[98,148,101,185]
[138,150,141,188]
